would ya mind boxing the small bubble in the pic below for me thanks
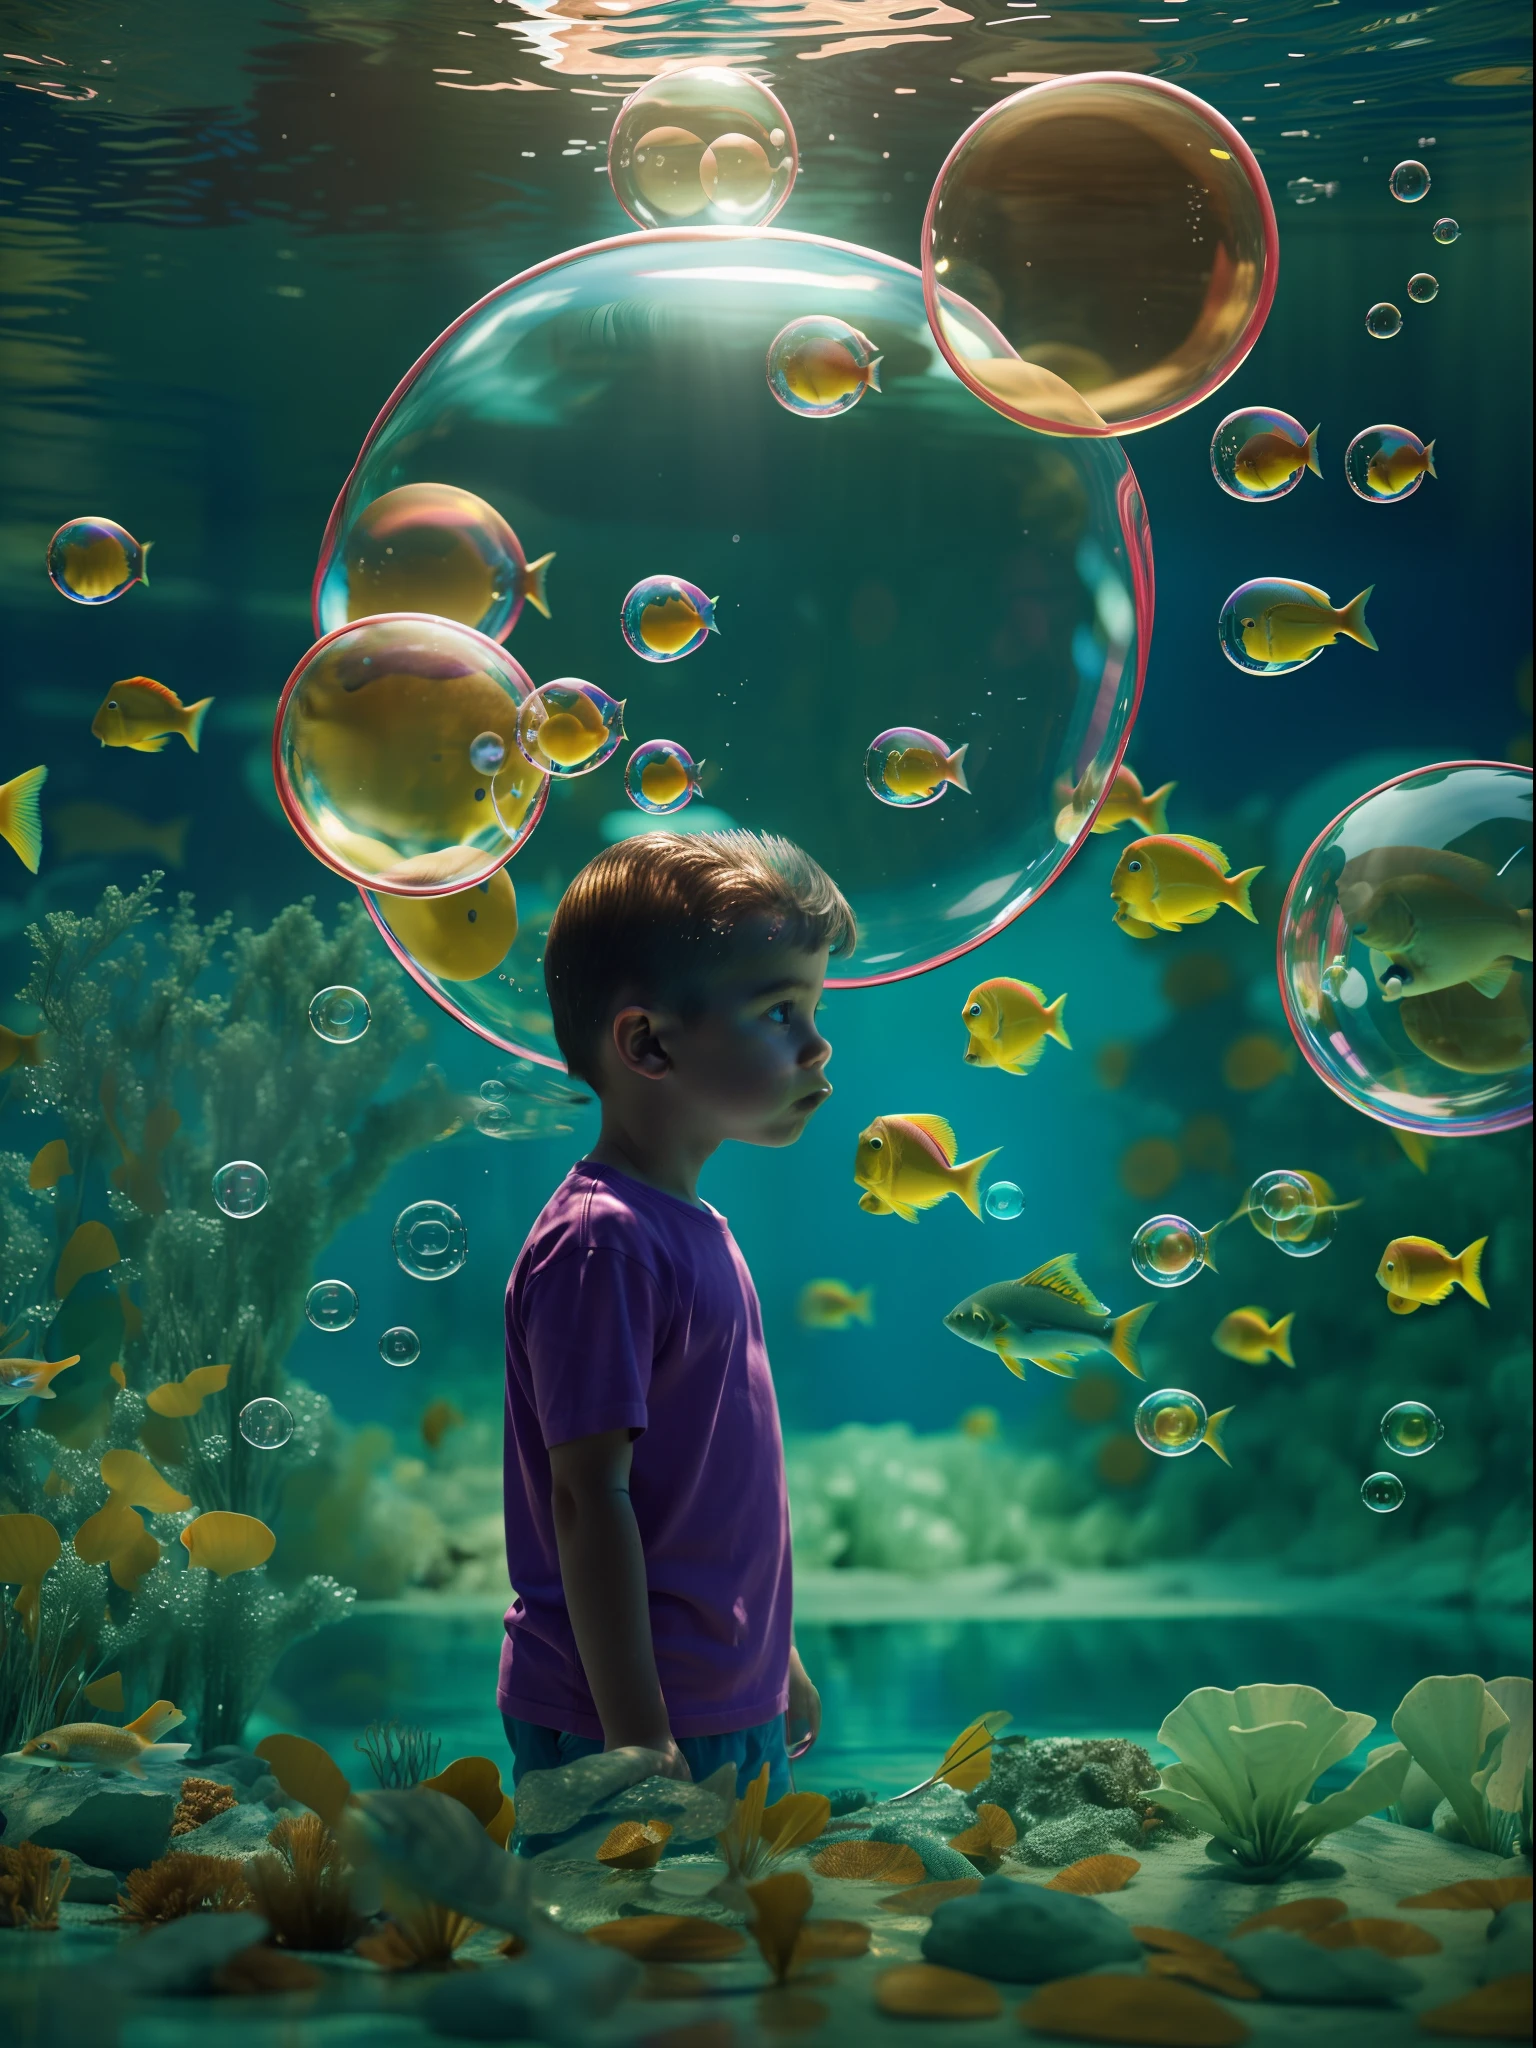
[1389,159,1430,203]
[1250,1169,1314,1225]
[239,1396,294,1449]
[1361,1469,1406,1513]
[1131,1215,1214,1288]
[1431,216,1459,244]
[481,1079,509,1101]
[470,730,507,772]
[1381,1401,1443,1457]
[306,1278,358,1331]
[309,984,371,1044]
[379,1325,421,1368]
[394,1199,468,1280]
[1407,271,1438,303]
[1134,1388,1209,1458]
[1366,302,1403,339]
[983,1180,1025,1221]
[212,1160,268,1219]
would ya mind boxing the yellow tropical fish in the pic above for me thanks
[421,1398,465,1450]
[14,1698,189,1775]
[0,765,47,873]
[639,750,704,809]
[1234,422,1321,495]
[91,677,212,754]
[0,1354,79,1409]
[1376,1234,1488,1314]
[943,1254,1153,1381]
[1367,438,1435,496]
[783,334,882,409]
[881,741,969,802]
[1111,835,1262,933]
[1351,864,1533,1002]
[0,1025,45,1074]
[1234,581,1377,667]
[377,868,518,981]
[638,591,716,656]
[1213,1307,1295,1368]
[854,1112,999,1222]
[1090,764,1176,837]
[961,978,1071,1075]
[797,1278,874,1330]
[1398,975,1533,1075]
[53,801,189,868]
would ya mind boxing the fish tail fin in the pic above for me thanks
[706,596,721,636]
[1457,1237,1489,1307]
[1144,781,1176,834]
[1339,586,1378,652]
[1227,866,1263,923]
[953,1147,1002,1218]
[1304,425,1322,478]
[1271,1313,1296,1368]
[0,764,47,874]
[183,699,214,753]
[1203,1406,1235,1467]
[1108,1302,1153,1380]
[1044,993,1072,1049]
[854,1288,875,1326]
[946,743,970,794]
[146,1741,192,1762]
[1202,1235,1219,1275]
[864,354,883,394]
[1423,439,1436,479]
[17,1032,46,1068]
[158,818,191,868]
[125,1699,185,1741]
[137,541,152,587]
[521,551,555,619]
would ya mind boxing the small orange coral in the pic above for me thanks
[356,1896,479,1971]
[245,1813,362,1951]
[948,1802,1017,1869]
[1046,1855,1141,1895]
[597,1819,673,1870]
[171,1776,240,1836]
[115,1853,252,1927]
[0,1843,70,1930]
[811,1839,925,1884]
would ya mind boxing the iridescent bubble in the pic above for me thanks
[1278,761,1531,1136]
[922,74,1277,435]
[309,984,371,1044]
[621,576,718,662]
[1390,159,1431,204]
[766,317,883,420]
[1209,407,1319,503]
[273,614,546,895]
[470,731,507,773]
[865,727,970,809]
[1217,578,1374,678]
[375,869,519,983]
[1407,272,1439,304]
[1131,1215,1215,1288]
[314,482,553,642]
[1361,1469,1406,1513]
[379,1326,421,1368]
[481,1079,509,1102]
[1134,1387,1208,1458]
[1432,217,1460,245]
[608,68,796,229]
[516,680,626,778]
[983,1180,1025,1221]
[306,1279,358,1331]
[212,1160,268,1219]
[394,1199,468,1281]
[239,1397,294,1450]
[475,1102,518,1139]
[1345,424,1437,504]
[1250,1169,1315,1227]
[1366,302,1403,340]
[1271,1203,1337,1259]
[47,517,151,605]
[625,739,702,817]
[1381,1400,1444,1457]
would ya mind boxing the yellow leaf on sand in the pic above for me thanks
[761,1791,831,1854]
[1148,1950,1262,2000]
[794,1919,870,1961]
[586,1915,745,1962]
[1047,1854,1141,1895]
[55,1220,119,1299]
[180,1510,275,1577]
[938,1711,1013,1793]
[109,1520,160,1591]
[1135,1927,1214,1956]
[145,1364,231,1417]
[421,1755,506,1830]
[597,1819,673,1870]
[812,1839,926,1884]
[1019,1972,1251,2044]
[255,1732,354,1830]
[1400,1878,1532,1913]
[876,1962,1002,2020]
[1231,1896,1348,1938]
[0,1512,61,1641]
[1311,1917,1442,1956]
[83,1671,126,1712]
[99,1449,192,1513]
[29,1139,72,1189]
[748,1870,813,1981]
[1418,1975,1534,2038]
[879,1877,982,1914]
[950,1801,1017,1865]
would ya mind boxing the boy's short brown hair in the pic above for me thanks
[545,831,856,1085]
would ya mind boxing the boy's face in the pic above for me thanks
[615,930,834,1149]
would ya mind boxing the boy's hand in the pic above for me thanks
[604,1735,693,1783]
[786,1645,821,1761]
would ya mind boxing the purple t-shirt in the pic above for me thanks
[498,1159,792,1739]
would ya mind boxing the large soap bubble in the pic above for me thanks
[314,482,553,642]
[274,614,547,895]
[317,229,1151,1066]
[608,68,796,229]
[1278,761,1532,1135]
[922,74,1277,436]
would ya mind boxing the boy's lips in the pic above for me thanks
[793,1083,833,1113]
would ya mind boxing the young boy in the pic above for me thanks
[499,829,856,1798]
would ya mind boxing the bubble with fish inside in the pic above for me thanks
[1134,1388,1209,1459]
[922,74,1276,436]
[621,576,718,662]
[1345,425,1436,505]
[625,739,702,817]
[1131,1215,1214,1288]
[310,229,1149,1064]
[314,482,553,643]
[46,516,150,604]
[1209,407,1319,503]
[607,67,796,230]
[767,316,883,420]
[1278,761,1532,1136]
[1381,1401,1445,1457]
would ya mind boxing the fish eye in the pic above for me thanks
[967,1004,982,1017]
[1241,618,1256,630]
[1385,1260,1394,1271]
[868,1136,882,1149]
[107,700,118,709]
[1127,860,1142,873]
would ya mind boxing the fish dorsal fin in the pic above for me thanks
[1171,835,1230,873]
[1017,1254,1108,1317]
[1022,982,1046,1005]
[902,1113,957,1163]
[118,675,181,707]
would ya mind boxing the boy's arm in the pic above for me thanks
[548,1427,690,1779]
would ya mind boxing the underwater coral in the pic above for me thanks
[0,1842,70,1930]
[115,1851,253,1926]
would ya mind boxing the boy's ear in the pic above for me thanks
[610,1005,672,1080]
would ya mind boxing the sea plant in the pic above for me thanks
[1391,1674,1533,1856]
[716,1767,830,1890]
[170,1777,240,1835]
[246,1812,364,1951]
[0,1843,71,1930]
[115,1853,254,1927]
[356,1895,479,1971]
[1146,1682,1411,1881]
[357,1716,442,1789]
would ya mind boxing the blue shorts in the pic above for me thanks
[503,1713,790,1806]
